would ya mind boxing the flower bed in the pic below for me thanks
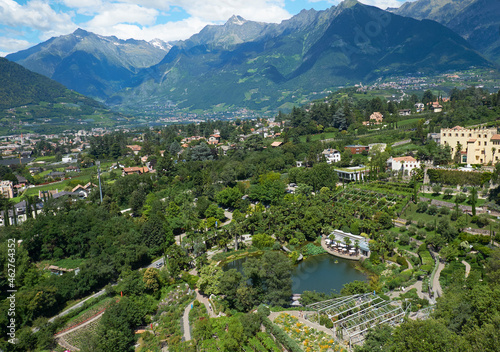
[273,312,345,352]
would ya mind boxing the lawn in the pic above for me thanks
[397,118,422,127]
[401,202,491,231]
[420,192,487,207]
[53,258,85,269]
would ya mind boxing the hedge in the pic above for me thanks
[427,169,491,186]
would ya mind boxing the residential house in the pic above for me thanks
[28,167,43,175]
[45,171,65,180]
[345,145,369,155]
[387,156,420,175]
[65,165,80,173]
[370,112,384,124]
[429,101,443,113]
[415,103,425,113]
[126,145,142,155]
[122,166,149,176]
[322,148,341,164]
[398,109,411,116]
[208,134,221,145]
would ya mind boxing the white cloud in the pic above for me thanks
[89,16,210,42]
[85,3,159,29]
[0,37,32,55]
[358,0,406,9]
[0,0,76,35]
[169,0,291,23]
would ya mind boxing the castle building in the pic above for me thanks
[440,126,500,165]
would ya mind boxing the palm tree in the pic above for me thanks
[354,240,360,255]
[344,237,352,250]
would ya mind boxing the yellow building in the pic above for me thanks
[440,126,500,165]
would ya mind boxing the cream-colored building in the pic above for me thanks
[440,126,500,165]
[0,180,14,199]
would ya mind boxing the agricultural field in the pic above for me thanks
[61,316,100,349]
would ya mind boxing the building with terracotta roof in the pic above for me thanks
[387,156,420,175]
[122,166,149,176]
[440,126,499,164]
[126,145,142,155]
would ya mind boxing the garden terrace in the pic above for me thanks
[307,293,409,347]
[332,187,410,216]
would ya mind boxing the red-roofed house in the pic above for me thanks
[387,156,420,175]
[127,145,142,155]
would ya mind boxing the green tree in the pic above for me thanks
[216,187,242,208]
[197,263,223,296]
[389,319,466,352]
[251,233,275,249]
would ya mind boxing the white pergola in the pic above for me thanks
[307,293,410,347]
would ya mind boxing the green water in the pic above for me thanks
[223,253,367,294]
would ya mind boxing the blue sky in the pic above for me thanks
[0,0,411,56]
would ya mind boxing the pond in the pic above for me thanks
[222,253,367,294]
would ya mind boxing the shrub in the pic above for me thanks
[416,229,427,240]
[396,256,409,269]
[416,202,428,213]
[425,222,435,231]
[427,205,438,215]
[420,264,433,273]
[417,220,425,228]
[439,207,450,216]
[399,233,410,246]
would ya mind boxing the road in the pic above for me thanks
[48,257,164,323]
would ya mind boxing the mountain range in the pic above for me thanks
[6,29,170,100]
[4,0,498,114]
[0,57,127,134]
[392,0,500,64]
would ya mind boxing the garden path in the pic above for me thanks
[268,311,333,336]
[462,260,471,278]
[182,290,218,341]
[182,301,193,341]
[431,258,445,298]
[387,280,427,301]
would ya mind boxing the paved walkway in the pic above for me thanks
[387,280,428,301]
[462,260,471,278]
[182,290,218,342]
[182,302,193,341]
[432,258,445,299]
[269,311,332,336]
